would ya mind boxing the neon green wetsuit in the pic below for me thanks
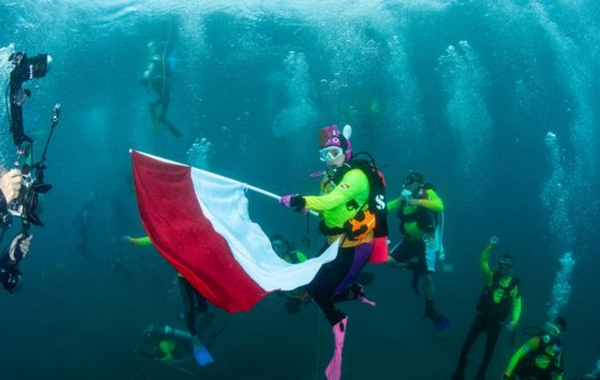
[127,236,152,246]
[299,162,374,326]
[304,167,372,247]
[504,336,564,380]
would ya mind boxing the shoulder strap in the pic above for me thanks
[506,277,520,295]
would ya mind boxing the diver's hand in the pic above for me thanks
[506,321,517,332]
[279,194,307,213]
[502,374,511,380]
[9,233,33,261]
[400,188,412,202]
[489,236,500,246]
[0,168,23,203]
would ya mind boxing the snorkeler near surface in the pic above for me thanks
[140,39,182,138]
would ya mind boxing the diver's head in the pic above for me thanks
[497,254,514,274]
[543,316,567,344]
[270,234,292,259]
[142,325,158,343]
[403,171,424,193]
[2,269,22,294]
[319,124,352,168]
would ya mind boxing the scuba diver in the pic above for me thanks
[279,124,384,380]
[503,317,567,380]
[270,234,311,314]
[125,235,213,365]
[2,50,57,294]
[0,168,32,293]
[140,39,182,138]
[386,171,449,331]
[0,233,33,293]
[138,324,212,367]
[451,236,522,380]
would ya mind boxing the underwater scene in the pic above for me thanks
[1,1,599,379]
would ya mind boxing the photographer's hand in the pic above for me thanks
[0,168,23,203]
[9,233,33,262]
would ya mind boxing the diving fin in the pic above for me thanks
[192,339,214,366]
[163,120,182,138]
[430,313,451,332]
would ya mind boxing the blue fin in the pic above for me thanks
[193,341,214,366]
[432,314,451,332]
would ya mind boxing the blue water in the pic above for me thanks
[1,1,599,379]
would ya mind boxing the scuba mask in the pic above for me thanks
[319,124,352,161]
[497,256,514,272]
[143,325,158,342]
[271,240,288,257]
[319,146,344,162]
[542,322,561,344]
[403,172,424,188]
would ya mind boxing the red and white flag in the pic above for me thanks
[131,150,338,312]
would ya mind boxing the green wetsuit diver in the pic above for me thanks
[125,235,212,365]
[141,325,194,362]
[387,171,449,331]
[452,236,522,380]
[270,234,311,314]
[503,317,567,380]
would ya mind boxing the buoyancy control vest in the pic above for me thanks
[476,273,520,322]
[318,153,388,242]
[515,337,564,380]
[398,184,439,235]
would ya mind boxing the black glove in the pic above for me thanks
[289,195,306,212]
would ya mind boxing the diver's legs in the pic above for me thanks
[452,314,485,380]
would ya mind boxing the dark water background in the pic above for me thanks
[1,1,599,379]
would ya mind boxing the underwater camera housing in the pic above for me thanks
[7,52,52,147]
[7,161,52,227]
[2,51,58,231]
[8,52,50,82]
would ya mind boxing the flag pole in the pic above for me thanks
[244,183,319,217]
[130,150,318,216]
[243,183,281,201]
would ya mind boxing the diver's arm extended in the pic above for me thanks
[415,189,444,212]
[504,337,539,377]
[480,240,494,281]
[125,236,153,246]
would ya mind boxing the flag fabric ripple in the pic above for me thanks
[131,150,338,312]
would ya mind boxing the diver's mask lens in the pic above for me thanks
[403,176,418,189]
[271,240,287,257]
[319,146,343,162]
[546,322,561,337]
